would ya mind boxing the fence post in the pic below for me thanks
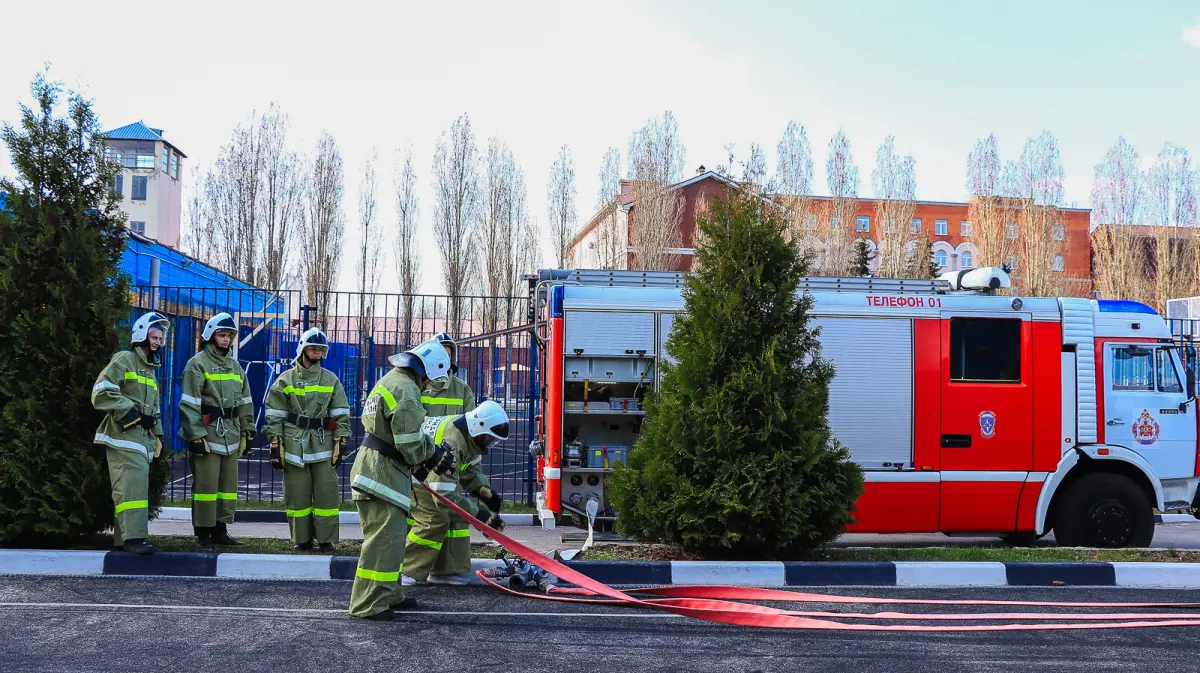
[301,304,316,331]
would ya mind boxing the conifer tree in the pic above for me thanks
[610,190,863,558]
[851,239,875,276]
[0,73,160,544]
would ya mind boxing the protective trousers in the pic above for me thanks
[404,485,473,580]
[348,497,409,618]
[284,461,340,545]
[190,451,239,526]
[108,447,150,546]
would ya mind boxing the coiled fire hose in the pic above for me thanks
[423,485,1200,631]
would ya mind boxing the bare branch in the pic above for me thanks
[627,111,686,183]
[432,114,480,330]
[547,144,576,268]
[871,135,917,278]
[822,129,859,276]
[300,132,345,305]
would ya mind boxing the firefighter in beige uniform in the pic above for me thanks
[91,312,170,555]
[403,400,509,586]
[421,332,475,417]
[179,313,254,551]
[348,339,457,620]
[264,327,351,552]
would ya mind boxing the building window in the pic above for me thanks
[1006,222,1018,238]
[830,215,839,231]
[803,214,816,230]
[1007,254,1019,270]
[135,154,155,169]
[170,153,178,180]
[111,175,123,197]
[1053,225,1065,241]
[934,250,948,268]
[856,216,870,233]
[130,221,146,235]
[161,147,169,174]
[960,250,974,268]
[935,219,948,236]
[949,318,1022,383]
[1052,255,1064,272]
[132,176,148,201]
[961,220,970,237]
[910,218,922,234]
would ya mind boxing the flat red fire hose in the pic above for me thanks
[424,486,1200,631]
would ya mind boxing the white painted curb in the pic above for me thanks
[216,553,332,580]
[671,561,787,586]
[895,561,1008,586]
[1111,562,1200,588]
[159,507,535,526]
[0,550,107,576]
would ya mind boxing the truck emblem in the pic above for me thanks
[978,411,997,439]
[1132,409,1160,446]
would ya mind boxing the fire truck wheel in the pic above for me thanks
[1053,473,1154,549]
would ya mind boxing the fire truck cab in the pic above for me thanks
[528,267,1200,548]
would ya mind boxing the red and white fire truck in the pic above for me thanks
[526,267,1200,548]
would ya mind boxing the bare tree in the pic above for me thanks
[432,114,481,331]
[1004,131,1067,296]
[258,105,303,290]
[354,150,382,344]
[871,136,917,278]
[965,134,1014,270]
[741,142,767,187]
[1091,137,1147,302]
[1147,142,1199,310]
[182,167,214,265]
[595,147,626,269]
[823,129,859,276]
[204,120,264,283]
[547,144,576,268]
[301,132,345,306]
[481,138,535,331]
[392,146,420,341]
[629,182,684,271]
[775,121,814,243]
[627,111,685,183]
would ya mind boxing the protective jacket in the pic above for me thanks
[264,362,351,465]
[92,347,164,459]
[351,366,436,512]
[179,344,254,454]
[421,374,475,417]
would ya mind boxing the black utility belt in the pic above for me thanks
[201,404,237,422]
[361,433,412,468]
[286,413,334,430]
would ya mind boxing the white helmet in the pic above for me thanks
[296,327,329,361]
[201,312,237,342]
[131,311,169,344]
[388,338,451,381]
[464,400,509,442]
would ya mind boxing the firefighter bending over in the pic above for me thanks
[403,400,509,585]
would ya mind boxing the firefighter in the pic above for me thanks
[91,311,170,555]
[264,327,351,552]
[348,338,457,620]
[403,400,508,586]
[421,332,475,416]
[179,312,254,552]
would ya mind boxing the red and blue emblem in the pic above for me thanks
[1132,409,1160,446]
[978,410,997,439]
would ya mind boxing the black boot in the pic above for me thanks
[318,542,334,553]
[293,541,314,552]
[121,539,155,555]
[195,526,215,552]
[213,521,244,547]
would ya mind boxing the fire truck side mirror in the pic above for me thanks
[1188,367,1197,401]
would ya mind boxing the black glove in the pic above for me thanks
[118,408,142,431]
[475,485,503,513]
[188,439,207,456]
[412,465,430,483]
[476,507,505,531]
[421,442,456,477]
[269,437,283,470]
[138,412,157,430]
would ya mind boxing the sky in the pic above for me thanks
[1,0,1198,294]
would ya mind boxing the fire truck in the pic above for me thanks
[525,266,1200,548]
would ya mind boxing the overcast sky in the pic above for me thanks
[2,0,1198,293]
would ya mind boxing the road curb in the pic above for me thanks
[4,551,1200,588]
[156,507,536,526]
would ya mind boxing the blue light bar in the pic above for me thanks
[1097,299,1158,315]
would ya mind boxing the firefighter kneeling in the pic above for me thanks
[403,400,509,586]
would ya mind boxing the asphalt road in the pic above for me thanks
[3,577,1200,672]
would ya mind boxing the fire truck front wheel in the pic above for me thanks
[1053,473,1155,549]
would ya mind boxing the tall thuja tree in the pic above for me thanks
[0,74,135,544]
[610,188,863,558]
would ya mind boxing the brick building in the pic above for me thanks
[569,168,1092,295]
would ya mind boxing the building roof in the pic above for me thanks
[569,171,738,247]
[102,121,187,158]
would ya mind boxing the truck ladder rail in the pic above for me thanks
[535,268,952,294]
